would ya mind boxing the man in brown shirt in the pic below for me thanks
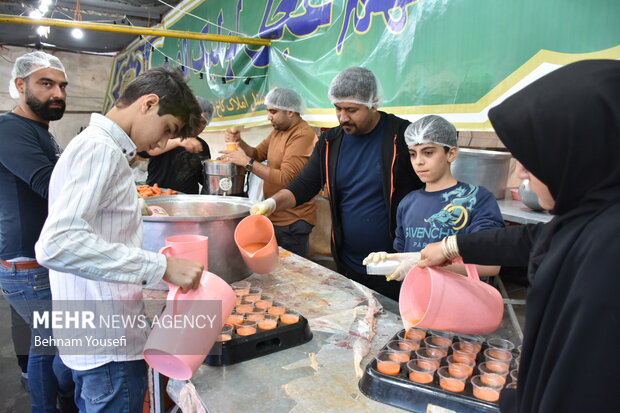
[222,87,317,257]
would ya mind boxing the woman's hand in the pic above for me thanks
[418,242,452,268]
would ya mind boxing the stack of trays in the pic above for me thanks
[359,329,520,413]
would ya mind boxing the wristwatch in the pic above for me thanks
[245,157,255,172]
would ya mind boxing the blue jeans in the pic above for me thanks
[72,360,147,412]
[0,263,75,412]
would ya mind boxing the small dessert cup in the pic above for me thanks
[231,281,251,297]
[244,287,263,303]
[236,320,257,336]
[487,337,515,352]
[235,303,254,314]
[424,337,449,358]
[376,351,401,376]
[456,335,484,354]
[437,366,466,393]
[402,327,427,342]
[225,313,244,327]
[267,301,286,316]
[255,294,274,310]
[246,310,266,322]
[484,348,513,365]
[446,355,474,378]
[280,309,300,325]
[414,347,443,370]
[472,375,503,402]
[257,314,279,330]
[217,324,234,342]
[388,339,419,352]
[407,358,437,384]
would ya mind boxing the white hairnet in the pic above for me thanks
[405,115,458,147]
[196,96,214,124]
[264,87,304,113]
[328,67,381,109]
[9,51,67,99]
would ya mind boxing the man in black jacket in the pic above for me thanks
[251,67,422,300]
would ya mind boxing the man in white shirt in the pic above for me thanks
[36,67,204,412]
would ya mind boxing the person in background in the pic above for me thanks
[220,87,317,257]
[417,60,620,412]
[139,96,214,194]
[364,115,504,281]
[35,66,204,412]
[250,67,422,300]
[0,51,76,413]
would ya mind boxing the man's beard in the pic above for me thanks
[25,88,65,121]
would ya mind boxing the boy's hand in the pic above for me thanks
[163,257,203,293]
[363,252,421,282]
[418,242,451,268]
[387,254,421,282]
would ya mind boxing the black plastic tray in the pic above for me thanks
[204,315,313,366]
[359,330,512,413]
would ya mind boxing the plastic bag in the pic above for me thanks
[166,379,207,413]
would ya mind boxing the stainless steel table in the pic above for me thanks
[176,251,521,412]
[497,199,552,224]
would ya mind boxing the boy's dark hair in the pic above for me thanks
[115,66,202,137]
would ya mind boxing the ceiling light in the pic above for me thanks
[36,26,50,37]
[29,9,43,19]
[41,0,53,6]
[39,5,49,13]
[71,28,84,39]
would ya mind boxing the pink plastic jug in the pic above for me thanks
[234,215,279,274]
[399,261,504,335]
[159,234,208,271]
[143,271,235,380]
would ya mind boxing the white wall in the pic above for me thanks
[0,45,114,148]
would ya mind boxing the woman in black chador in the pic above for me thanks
[418,59,620,412]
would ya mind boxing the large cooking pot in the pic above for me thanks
[451,148,512,199]
[142,195,253,283]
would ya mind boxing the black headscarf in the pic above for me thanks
[487,60,620,412]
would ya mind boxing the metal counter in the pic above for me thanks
[497,199,552,224]
[179,250,521,412]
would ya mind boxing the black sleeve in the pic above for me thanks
[136,151,151,159]
[285,133,326,206]
[0,118,55,199]
[456,223,545,267]
[196,137,211,159]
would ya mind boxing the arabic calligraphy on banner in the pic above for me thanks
[104,0,620,129]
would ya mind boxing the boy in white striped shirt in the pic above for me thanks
[36,67,204,412]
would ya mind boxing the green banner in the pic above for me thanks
[104,0,620,130]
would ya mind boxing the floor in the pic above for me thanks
[0,259,528,412]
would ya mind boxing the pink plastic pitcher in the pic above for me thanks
[399,261,504,335]
[143,271,235,380]
[234,215,279,274]
[159,234,208,271]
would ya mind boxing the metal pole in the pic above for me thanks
[0,14,271,47]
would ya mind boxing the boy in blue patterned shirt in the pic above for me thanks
[365,115,504,281]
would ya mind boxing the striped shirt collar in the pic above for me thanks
[89,113,137,161]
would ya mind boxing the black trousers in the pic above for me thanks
[274,220,314,258]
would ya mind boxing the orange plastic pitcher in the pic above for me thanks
[159,234,208,271]
[143,271,235,380]
[399,260,503,335]
[234,215,279,274]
